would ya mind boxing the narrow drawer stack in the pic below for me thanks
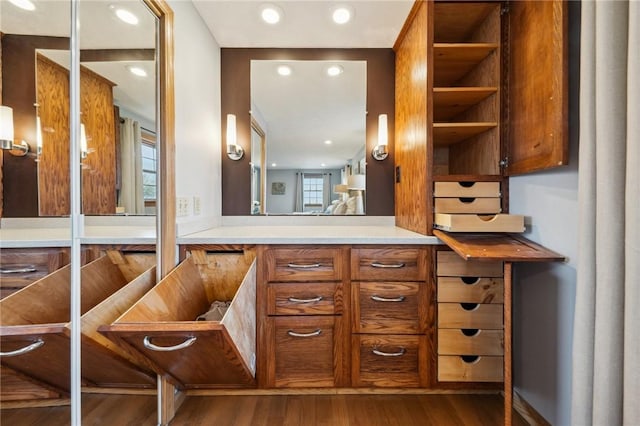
[436,250,504,382]
[433,180,524,232]
[351,247,428,387]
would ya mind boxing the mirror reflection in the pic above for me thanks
[250,60,367,215]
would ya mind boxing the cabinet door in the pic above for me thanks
[507,0,568,175]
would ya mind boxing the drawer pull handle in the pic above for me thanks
[370,262,405,269]
[371,295,405,303]
[372,347,406,357]
[143,336,197,352]
[288,296,323,303]
[287,263,321,269]
[0,266,37,274]
[287,329,322,338]
[0,339,44,357]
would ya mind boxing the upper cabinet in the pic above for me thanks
[394,0,568,235]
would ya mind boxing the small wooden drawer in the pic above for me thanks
[0,248,69,297]
[351,247,427,281]
[434,213,525,233]
[269,316,344,388]
[267,282,342,316]
[434,197,501,214]
[437,277,504,303]
[264,247,343,282]
[352,334,427,387]
[438,355,503,382]
[437,251,503,277]
[352,282,426,334]
[434,181,501,198]
[438,303,503,329]
[438,329,504,356]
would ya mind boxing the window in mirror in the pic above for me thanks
[141,130,157,214]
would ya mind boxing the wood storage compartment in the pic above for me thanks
[101,249,257,389]
[0,253,158,402]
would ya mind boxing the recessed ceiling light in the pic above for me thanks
[8,0,35,11]
[324,140,332,145]
[261,4,283,24]
[277,65,292,76]
[327,65,344,77]
[114,7,139,25]
[271,163,277,167]
[127,66,147,77]
[332,6,352,24]
[321,163,327,167]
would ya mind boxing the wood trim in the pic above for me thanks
[513,390,552,426]
[504,262,512,426]
[80,49,155,62]
[393,1,424,52]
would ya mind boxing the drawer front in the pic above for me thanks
[438,355,503,382]
[0,249,68,296]
[267,282,342,315]
[437,277,504,304]
[438,329,504,356]
[434,197,501,214]
[265,247,343,282]
[436,251,503,277]
[438,303,503,329]
[271,316,342,388]
[433,181,501,198]
[351,247,427,281]
[352,334,426,387]
[352,282,426,334]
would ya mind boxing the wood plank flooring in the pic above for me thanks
[0,393,528,425]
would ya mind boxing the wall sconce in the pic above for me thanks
[80,123,89,159]
[0,105,30,156]
[35,116,43,157]
[226,113,244,160]
[372,113,388,161]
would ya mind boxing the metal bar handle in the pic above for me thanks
[0,339,44,357]
[371,295,405,303]
[370,262,405,269]
[0,266,37,274]
[287,263,321,269]
[143,336,197,352]
[287,329,322,338]
[372,347,406,357]
[288,296,323,303]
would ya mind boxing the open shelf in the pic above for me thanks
[433,87,497,121]
[433,122,497,147]
[433,43,499,86]
[434,3,498,43]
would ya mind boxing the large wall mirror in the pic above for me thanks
[221,48,395,216]
[1,0,158,217]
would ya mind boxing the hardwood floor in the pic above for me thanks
[0,393,528,425]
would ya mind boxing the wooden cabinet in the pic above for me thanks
[0,248,69,299]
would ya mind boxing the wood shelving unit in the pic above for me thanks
[433,122,497,146]
[433,87,497,121]
[433,43,499,86]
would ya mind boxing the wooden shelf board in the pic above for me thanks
[434,43,499,86]
[433,87,498,121]
[433,230,565,262]
[433,122,497,146]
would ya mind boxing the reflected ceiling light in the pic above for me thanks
[321,163,327,167]
[332,6,353,24]
[271,163,277,167]
[261,4,283,24]
[277,65,292,76]
[324,140,332,145]
[114,7,139,25]
[326,65,344,77]
[8,0,35,11]
[127,65,147,77]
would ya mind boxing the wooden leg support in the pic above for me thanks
[158,375,185,425]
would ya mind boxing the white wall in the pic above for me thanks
[169,0,221,232]
[509,3,580,424]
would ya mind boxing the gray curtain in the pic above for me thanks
[572,1,639,424]
[323,173,332,210]
[294,172,303,213]
[118,118,144,214]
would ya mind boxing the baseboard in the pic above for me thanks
[513,391,551,426]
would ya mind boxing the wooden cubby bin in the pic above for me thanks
[101,249,257,389]
[433,2,502,176]
[0,254,158,402]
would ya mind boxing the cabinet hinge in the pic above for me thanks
[499,157,509,168]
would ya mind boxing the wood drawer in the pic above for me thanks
[433,181,501,198]
[352,282,426,334]
[438,303,503,329]
[268,315,344,388]
[436,251,503,277]
[437,277,504,303]
[264,247,343,282]
[438,355,503,382]
[352,334,427,387]
[434,213,525,233]
[267,282,342,315]
[434,197,501,214]
[0,248,69,297]
[351,247,427,281]
[438,329,504,356]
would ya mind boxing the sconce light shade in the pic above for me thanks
[80,123,88,159]
[36,116,43,156]
[0,105,29,156]
[347,174,366,190]
[226,113,244,160]
[372,113,388,161]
